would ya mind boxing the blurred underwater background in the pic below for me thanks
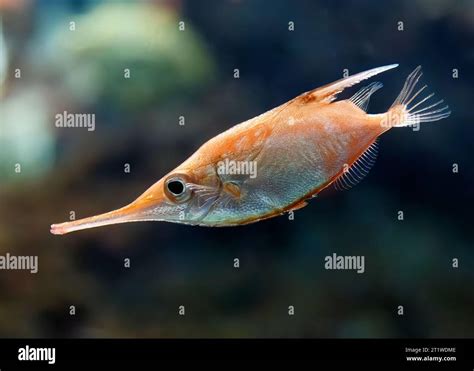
[0,0,473,337]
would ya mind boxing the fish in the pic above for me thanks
[50,64,450,235]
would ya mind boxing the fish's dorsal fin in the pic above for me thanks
[333,139,379,191]
[301,64,398,104]
[349,82,383,111]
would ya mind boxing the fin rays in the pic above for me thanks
[349,81,383,111]
[391,66,451,126]
[334,140,379,191]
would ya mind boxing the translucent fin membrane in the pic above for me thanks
[391,66,451,126]
[334,139,379,191]
[349,81,383,112]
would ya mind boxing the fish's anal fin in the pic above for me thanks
[300,64,398,104]
[333,139,379,191]
[349,82,383,112]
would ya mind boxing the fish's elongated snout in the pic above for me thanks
[50,183,170,235]
[50,202,143,235]
[50,201,152,235]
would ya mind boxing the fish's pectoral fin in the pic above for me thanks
[349,82,383,112]
[223,181,242,198]
[333,139,379,191]
[300,64,398,104]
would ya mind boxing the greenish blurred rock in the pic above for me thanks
[53,2,215,110]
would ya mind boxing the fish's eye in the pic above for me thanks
[164,174,192,203]
[166,178,185,196]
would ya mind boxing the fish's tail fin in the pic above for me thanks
[384,66,450,128]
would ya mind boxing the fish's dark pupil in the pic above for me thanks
[167,180,185,195]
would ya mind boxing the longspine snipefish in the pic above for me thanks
[51,65,450,235]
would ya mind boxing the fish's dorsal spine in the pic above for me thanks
[298,64,398,105]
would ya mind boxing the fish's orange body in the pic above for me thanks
[51,65,450,235]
